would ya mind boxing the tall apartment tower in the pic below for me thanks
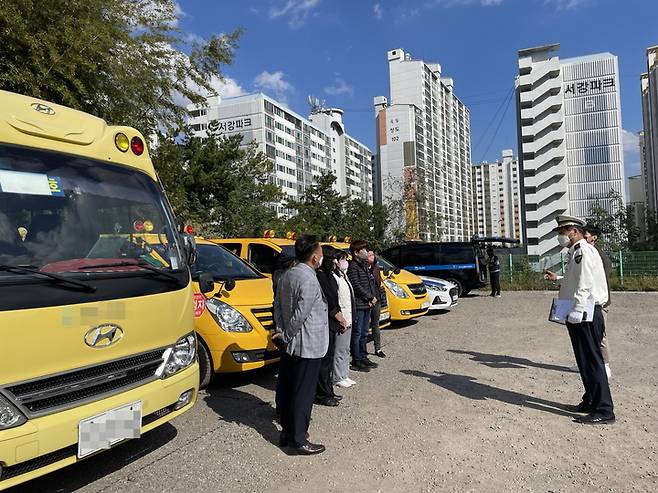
[641,46,658,218]
[187,93,374,214]
[472,150,524,242]
[516,44,625,261]
[374,48,473,242]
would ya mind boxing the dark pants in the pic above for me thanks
[316,331,337,401]
[490,271,501,296]
[369,303,381,352]
[567,305,614,416]
[351,308,371,362]
[278,353,322,448]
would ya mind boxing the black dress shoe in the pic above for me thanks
[292,442,326,455]
[375,350,386,358]
[350,361,370,372]
[363,358,378,368]
[564,401,594,413]
[574,413,616,425]
[314,397,340,407]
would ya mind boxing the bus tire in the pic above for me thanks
[446,278,463,297]
[197,339,213,390]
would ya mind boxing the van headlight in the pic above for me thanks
[0,394,27,430]
[206,299,252,332]
[384,279,409,298]
[158,332,197,378]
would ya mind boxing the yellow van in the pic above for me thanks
[327,242,430,322]
[0,90,198,489]
[187,239,279,387]
[213,236,392,328]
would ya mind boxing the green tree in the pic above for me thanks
[152,132,283,237]
[0,0,240,136]
[342,198,389,252]
[285,172,346,239]
[587,190,630,251]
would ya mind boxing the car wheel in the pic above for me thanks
[197,339,213,390]
[446,279,463,297]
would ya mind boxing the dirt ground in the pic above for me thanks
[10,291,658,493]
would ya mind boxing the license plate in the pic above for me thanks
[78,401,142,458]
[421,301,430,309]
[379,312,390,322]
[451,295,457,302]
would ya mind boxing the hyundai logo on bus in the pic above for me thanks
[31,102,56,115]
[85,324,124,348]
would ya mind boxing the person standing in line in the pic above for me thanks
[545,215,614,424]
[333,250,357,389]
[347,240,379,372]
[584,224,613,378]
[273,235,328,454]
[315,246,346,407]
[487,247,501,298]
[367,250,387,358]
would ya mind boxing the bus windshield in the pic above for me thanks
[0,144,184,279]
[192,243,261,281]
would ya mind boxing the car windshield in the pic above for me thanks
[0,144,184,279]
[192,243,261,280]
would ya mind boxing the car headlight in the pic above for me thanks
[158,332,197,378]
[206,298,252,332]
[0,393,27,430]
[384,279,409,298]
[424,282,447,292]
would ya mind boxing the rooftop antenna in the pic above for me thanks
[308,95,326,115]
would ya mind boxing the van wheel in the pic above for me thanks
[446,279,463,297]
[197,340,213,390]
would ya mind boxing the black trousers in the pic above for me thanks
[490,272,501,296]
[316,331,337,401]
[567,305,614,416]
[278,353,322,447]
[369,303,382,352]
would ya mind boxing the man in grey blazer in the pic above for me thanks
[274,235,328,454]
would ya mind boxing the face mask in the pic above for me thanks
[338,259,349,272]
[557,234,571,247]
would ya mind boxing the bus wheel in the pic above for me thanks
[446,278,463,297]
[197,340,213,390]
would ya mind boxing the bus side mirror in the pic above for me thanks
[393,267,401,275]
[383,267,392,277]
[198,272,215,294]
[224,279,236,292]
[181,233,197,266]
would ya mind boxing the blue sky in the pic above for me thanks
[177,0,657,180]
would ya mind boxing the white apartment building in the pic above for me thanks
[641,45,658,217]
[472,150,524,242]
[516,44,625,261]
[187,93,373,215]
[374,48,473,242]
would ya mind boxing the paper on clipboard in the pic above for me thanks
[549,297,595,325]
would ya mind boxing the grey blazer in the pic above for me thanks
[273,262,328,359]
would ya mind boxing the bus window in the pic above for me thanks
[438,244,476,265]
[401,245,436,266]
[248,243,279,274]
[220,242,242,257]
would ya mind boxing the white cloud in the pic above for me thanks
[622,128,641,177]
[544,0,588,9]
[324,77,354,96]
[254,70,294,104]
[374,3,383,19]
[269,0,321,29]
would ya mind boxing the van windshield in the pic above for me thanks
[0,144,184,280]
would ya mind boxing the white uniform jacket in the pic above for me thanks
[558,239,608,312]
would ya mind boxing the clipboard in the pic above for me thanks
[549,297,595,325]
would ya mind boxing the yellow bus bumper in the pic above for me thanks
[0,363,199,491]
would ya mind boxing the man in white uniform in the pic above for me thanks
[545,215,615,424]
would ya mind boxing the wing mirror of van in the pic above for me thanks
[198,272,215,294]
[224,278,236,292]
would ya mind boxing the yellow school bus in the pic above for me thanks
[213,235,392,328]
[327,241,430,322]
[188,238,279,386]
[0,90,199,489]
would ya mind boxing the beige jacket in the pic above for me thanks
[558,239,608,312]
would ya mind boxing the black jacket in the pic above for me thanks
[317,270,341,333]
[347,257,377,310]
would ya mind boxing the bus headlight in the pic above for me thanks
[384,280,409,298]
[206,299,252,332]
[159,333,197,378]
[0,394,27,430]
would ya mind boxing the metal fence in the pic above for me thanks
[500,251,658,283]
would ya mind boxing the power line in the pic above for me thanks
[471,84,515,156]
[478,86,516,164]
